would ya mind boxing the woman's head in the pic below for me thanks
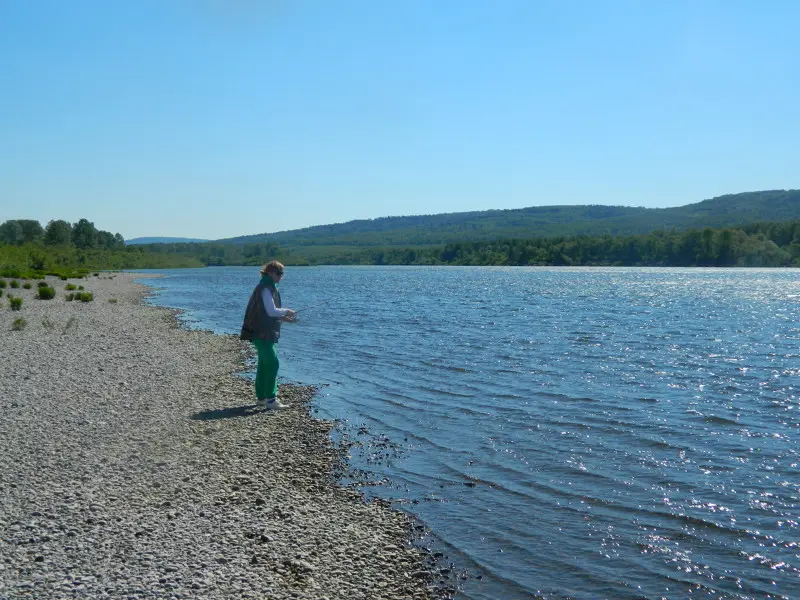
[260,261,285,280]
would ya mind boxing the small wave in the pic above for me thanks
[696,463,735,473]
[636,436,687,451]
[453,405,495,417]
[704,414,740,426]
[533,391,599,404]
[418,360,477,373]
[415,386,475,399]
[495,368,523,375]
[629,505,748,539]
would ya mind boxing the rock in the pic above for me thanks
[412,570,432,579]
[288,559,315,573]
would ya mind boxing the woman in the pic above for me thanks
[240,261,296,409]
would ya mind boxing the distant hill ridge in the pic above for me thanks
[127,236,209,245]
[216,189,799,248]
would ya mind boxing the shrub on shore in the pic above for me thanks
[37,281,49,288]
[0,268,88,280]
[78,292,94,302]
[22,282,32,289]
[12,317,26,331]
[65,293,74,301]
[65,284,77,291]
[108,298,118,303]
[9,297,22,311]
[45,270,87,280]
[78,285,84,290]
[0,279,6,288]
[37,286,56,300]
[10,280,20,289]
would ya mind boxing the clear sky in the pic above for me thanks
[1,0,797,240]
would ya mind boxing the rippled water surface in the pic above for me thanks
[141,266,800,600]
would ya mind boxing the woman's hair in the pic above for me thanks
[260,261,285,276]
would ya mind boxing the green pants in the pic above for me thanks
[252,339,279,400]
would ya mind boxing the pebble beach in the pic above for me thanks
[0,273,444,600]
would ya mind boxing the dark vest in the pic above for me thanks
[240,280,282,342]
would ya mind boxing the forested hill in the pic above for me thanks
[126,236,209,245]
[217,189,799,248]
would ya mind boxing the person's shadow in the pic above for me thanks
[191,404,262,421]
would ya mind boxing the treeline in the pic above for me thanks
[0,218,125,249]
[133,241,307,267]
[3,217,800,272]
[0,243,205,276]
[305,221,800,267]
[0,217,306,274]
[0,240,305,274]
[0,217,203,274]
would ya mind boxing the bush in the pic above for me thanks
[12,317,26,331]
[37,281,49,287]
[9,297,23,311]
[59,275,68,281]
[78,292,94,302]
[37,286,56,300]
[65,293,74,301]
[22,282,32,289]
[78,285,84,290]
[10,280,19,289]
[65,284,77,291]
[108,298,118,303]
[0,279,6,289]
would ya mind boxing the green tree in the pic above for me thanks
[0,220,24,245]
[697,227,715,265]
[45,219,73,245]
[96,230,122,249]
[17,220,44,243]
[72,218,98,249]
[715,229,734,266]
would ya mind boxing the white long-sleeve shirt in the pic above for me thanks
[261,288,290,318]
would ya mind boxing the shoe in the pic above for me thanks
[263,397,286,410]
[256,398,269,408]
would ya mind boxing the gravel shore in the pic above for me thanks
[0,273,443,600]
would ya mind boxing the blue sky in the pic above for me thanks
[1,0,797,240]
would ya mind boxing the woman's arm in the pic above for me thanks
[261,288,291,318]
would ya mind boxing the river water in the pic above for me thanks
[139,266,800,600]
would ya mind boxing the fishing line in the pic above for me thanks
[294,299,333,313]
